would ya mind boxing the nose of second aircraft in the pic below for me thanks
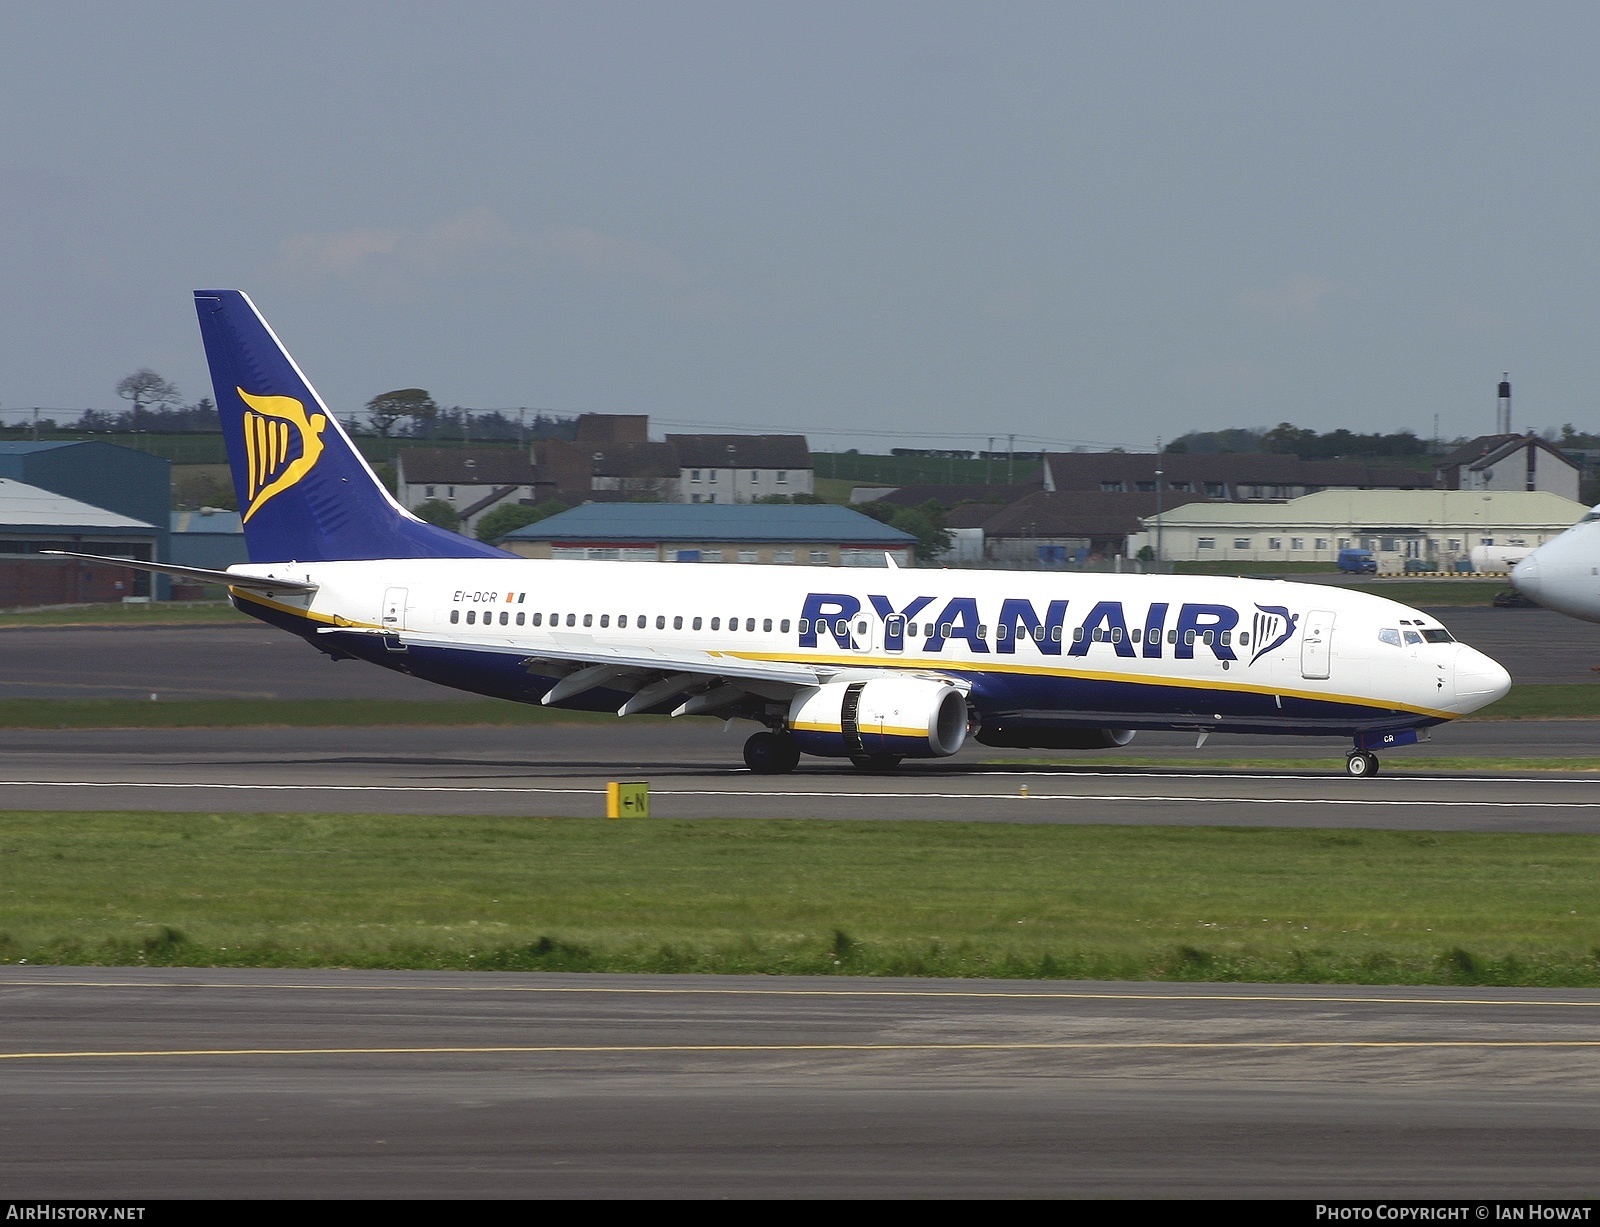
[1510,552,1542,599]
[1452,644,1511,713]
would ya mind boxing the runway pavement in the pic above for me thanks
[2,966,1596,1198]
[0,604,1594,700]
[1,722,1599,829]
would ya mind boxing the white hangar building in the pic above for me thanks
[1133,489,1589,572]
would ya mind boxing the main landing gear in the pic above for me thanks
[744,730,801,775]
[1345,751,1380,778]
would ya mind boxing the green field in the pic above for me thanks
[0,697,623,728]
[3,813,1597,986]
[0,600,242,627]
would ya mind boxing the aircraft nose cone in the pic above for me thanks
[1511,553,1541,597]
[1453,645,1511,711]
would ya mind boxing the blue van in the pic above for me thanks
[1337,548,1378,574]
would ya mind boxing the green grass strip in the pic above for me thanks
[989,756,1600,773]
[2,812,1598,986]
[0,601,244,627]
[0,698,625,728]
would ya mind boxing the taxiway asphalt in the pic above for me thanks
[0,604,1593,700]
[2,967,1596,1198]
[0,723,1598,829]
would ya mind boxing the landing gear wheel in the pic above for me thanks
[744,731,800,774]
[850,753,903,772]
[1345,751,1380,778]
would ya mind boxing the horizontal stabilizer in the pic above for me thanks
[41,551,319,595]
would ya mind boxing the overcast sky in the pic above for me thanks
[2,1,1597,450]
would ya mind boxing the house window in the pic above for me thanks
[1290,538,1304,550]
[773,549,795,563]
[708,469,718,482]
[1448,539,1461,551]
[690,470,701,482]
[810,550,830,563]
[1248,486,1264,499]
[1135,481,1156,492]
[777,470,788,484]
[1171,481,1192,493]
[702,549,723,562]
[1198,537,1215,550]
[1234,538,1251,550]
[738,550,758,563]
[1381,538,1397,552]
[1268,538,1282,550]
[425,485,435,498]
[447,486,455,498]
[1481,538,1494,546]
[706,493,715,504]
[1100,480,1125,492]
[1315,538,1328,550]
[1204,482,1226,498]
[1338,538,1350,549]
[750,471,760,481]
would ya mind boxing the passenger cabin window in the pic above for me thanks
[711,618,721,630]
[763,618,773,632]
[746,618,756,632]
[600,615,610,628]
[693,617,702,630]
[583,614,593,627]
[516,612,525,625]
[1378,628,1402,647]
[566,614,575,627]
[467,610,476,624]
[797,618,809,634]
[780,619,790,632]
[450,610,459,624]
[500,611,508,625]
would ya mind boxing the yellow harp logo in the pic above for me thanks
[238,388,327,522]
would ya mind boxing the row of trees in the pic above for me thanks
[412,497,572,542]
[5,371,580,445]
[1165,424,1430,460]
[362,388,578,443]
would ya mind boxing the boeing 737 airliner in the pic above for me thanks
[55,292,1512,778]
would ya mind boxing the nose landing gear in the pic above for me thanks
[1345,751,1380,778]
[744,730,801,775]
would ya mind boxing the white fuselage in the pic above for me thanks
[1513,509,1600,623]
[229,557,1510,733]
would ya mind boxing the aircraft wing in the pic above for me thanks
[317,624,842,714]
[41,551,319,595]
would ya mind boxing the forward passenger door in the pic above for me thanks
[1300,609,1334,680]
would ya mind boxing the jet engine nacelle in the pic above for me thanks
[975,725,1137,750]
[789,678,968,759]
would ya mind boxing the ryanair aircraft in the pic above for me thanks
[58,291,1511,778]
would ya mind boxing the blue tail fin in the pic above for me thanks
[193,290,507,563]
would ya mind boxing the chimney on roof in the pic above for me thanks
[1498,374,1512,435]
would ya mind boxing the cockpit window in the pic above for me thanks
[1422,628,1454,643]
[1378,628,1402,647]
[1403,630,1423,645]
